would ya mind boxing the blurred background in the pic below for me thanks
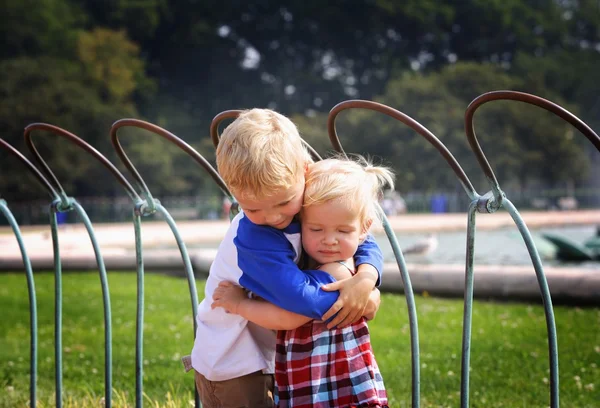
[1,0,599,224]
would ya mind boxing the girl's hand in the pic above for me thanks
[211,281,247,314]
[320,270,375,329]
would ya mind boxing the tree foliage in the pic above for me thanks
[0,0,598,201]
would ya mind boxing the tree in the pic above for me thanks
[0,0,84,60]
[78,28,151,103]
[296,63,590,193]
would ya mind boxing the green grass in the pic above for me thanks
[1,272,598,407]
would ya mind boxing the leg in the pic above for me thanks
[195,370,275,408]
[194,371,221,408]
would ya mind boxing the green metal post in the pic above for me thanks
[504,199,559,408]
[0,200,38,407]
[460,201,478,407]
[156,203,200,408]
[49,207,62,408]
[72,201,112,407]
[381,209,420,408]
[133,211,144,408]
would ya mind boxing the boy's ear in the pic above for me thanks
[359,219,373,241]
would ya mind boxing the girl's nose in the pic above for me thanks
[323,235,337,245]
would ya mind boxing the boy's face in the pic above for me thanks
[236,176,305,229]
[301,199,367,265]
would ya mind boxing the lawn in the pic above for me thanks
[0,272,598,407]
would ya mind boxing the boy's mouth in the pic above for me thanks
[271,219,289,229]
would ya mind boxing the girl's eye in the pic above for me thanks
[339,230,351,234]
[310,228,322,232]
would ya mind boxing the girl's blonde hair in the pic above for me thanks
[216,109,313,200]
[303,155,395,231]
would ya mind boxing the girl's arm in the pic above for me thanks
[211,281,311,330]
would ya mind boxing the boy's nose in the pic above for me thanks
[266,213,282,223]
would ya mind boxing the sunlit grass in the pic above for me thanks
[1,272,598,407]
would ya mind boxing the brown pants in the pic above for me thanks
[194,370,274,408]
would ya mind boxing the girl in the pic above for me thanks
[212,156,393,407]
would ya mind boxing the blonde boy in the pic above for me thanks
[190,109,384,408]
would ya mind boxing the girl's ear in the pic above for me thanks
[359,219,373,241]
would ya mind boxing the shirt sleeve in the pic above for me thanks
[234,220,338,320]
[354,234,384,287]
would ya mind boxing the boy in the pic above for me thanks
[190,109,383,407]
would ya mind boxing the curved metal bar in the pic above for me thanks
[0,138,59,200]
[460,200,478,408]
[0,200,38,407]
[71,200,113,408]
[379,206,420,408]
[328,100,477,200]
[210,110,241,148]
[210,110,323,161]
[110,119,233,204]
[503,198,559,408]
[465,90,600,203]
[23,123,140,203]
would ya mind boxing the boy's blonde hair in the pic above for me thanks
[216,109,312,200]
[303,156,395,231]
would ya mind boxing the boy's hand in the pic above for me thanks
[211,281,247,314]
[321,267,377,329]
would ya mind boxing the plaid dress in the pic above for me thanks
[275,311,388,407]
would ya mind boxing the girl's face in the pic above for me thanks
[301,199,367,265]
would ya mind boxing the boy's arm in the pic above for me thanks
[320,234,383,328]
[238,299,312,330]
[213,284,381,330]
[363,288,381,321]
[321,234,383,329]
[354,234,384,286]
[211,265,379,330]
[211,281,312,330]
[234,218,383,324]
[234,218,338,320]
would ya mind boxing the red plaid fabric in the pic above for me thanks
[275,318,388,407]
